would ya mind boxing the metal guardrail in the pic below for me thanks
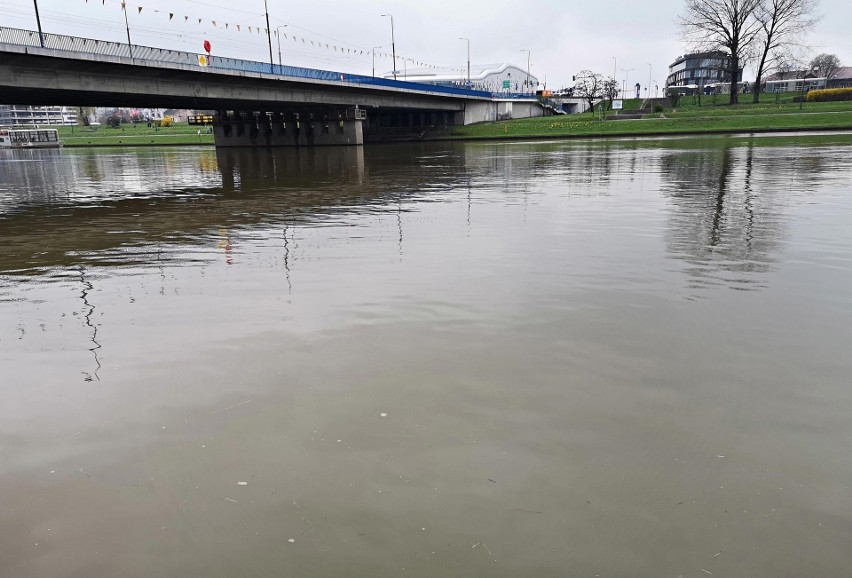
[0,26,503,100]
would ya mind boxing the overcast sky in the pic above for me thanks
[2,0,850,89]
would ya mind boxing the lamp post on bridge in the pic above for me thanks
[263,0,274,73]
[381,13,396,80]
[372,46,382,77]
[32,0,45,48]
[121,1,134,60]
[459,37,470,87]
[276,25,287,68]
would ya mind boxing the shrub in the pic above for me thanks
[667,90,681,107]
[160,115,174,127]
[806,88,852,102]
[653,104,664,113]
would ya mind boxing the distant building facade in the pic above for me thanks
[0,105,77,126]
[666,51,742,91]
[764,66,852,92]
[384,63,539,94]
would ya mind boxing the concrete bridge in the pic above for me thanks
[0,27,550,146]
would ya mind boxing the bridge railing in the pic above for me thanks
[0,26,493,100]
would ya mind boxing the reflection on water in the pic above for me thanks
[2,135,852,577]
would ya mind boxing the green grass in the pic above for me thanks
[56,123,214,146]
[450,95,852,140]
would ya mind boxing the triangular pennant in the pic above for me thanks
[236,25,240,31]
[137,6,142,14]
[169,13,173,20]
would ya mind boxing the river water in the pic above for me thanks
[1,135,851,577]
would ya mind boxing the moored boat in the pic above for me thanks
[0,126,63,149]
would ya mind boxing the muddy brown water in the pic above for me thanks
[2,135,851,577]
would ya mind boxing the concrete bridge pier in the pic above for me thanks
[214,108,364,147]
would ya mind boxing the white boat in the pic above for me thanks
[0,127,63,149]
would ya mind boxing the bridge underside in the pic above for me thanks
[213,107,465,147]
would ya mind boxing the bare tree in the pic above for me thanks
[809,53,841,79]
[573,71,605,113]
[678,0,763,104]
[751,0,820,102]
[603,78,619,109]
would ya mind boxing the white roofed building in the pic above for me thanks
[384,63,539,94]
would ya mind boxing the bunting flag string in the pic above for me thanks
[83,0,443,70]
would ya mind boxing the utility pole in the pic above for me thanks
[459,37,470,87]
[381,14,396,80]
[521,49,530,93]
[32,0,45,48]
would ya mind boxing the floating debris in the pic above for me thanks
[210,399,253,415]
[237,481,248,486]
[380,413,388,417]
[288,538,295,543]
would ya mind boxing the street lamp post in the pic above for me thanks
[381,14,396,80]
[263,0,274,73]
[619,68,634,100]
[799,66,819,109]
[647,63,652,102]
[521,49,530,93]
[612,56,617,98]
[276,25,287,68]
[32,0,45,48]
[459,37,470,87]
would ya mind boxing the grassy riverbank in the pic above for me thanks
[450,96,852,140]
[50,93,852,146]
[56,124,214,146]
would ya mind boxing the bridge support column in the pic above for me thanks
[214,109,363,147]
